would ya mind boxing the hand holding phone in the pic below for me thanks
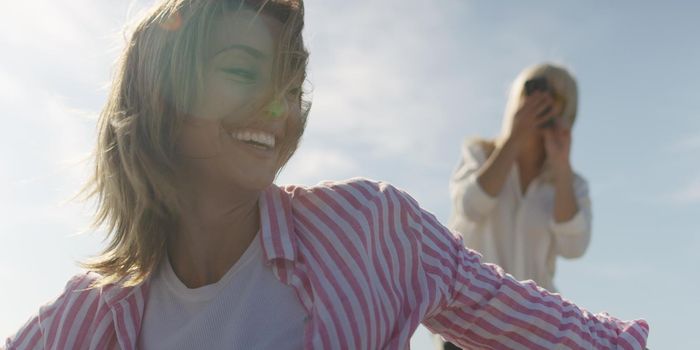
[524,77,557,128]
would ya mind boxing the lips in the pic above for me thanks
[230,129,276,150]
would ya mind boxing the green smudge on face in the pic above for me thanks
[268,100,284,118]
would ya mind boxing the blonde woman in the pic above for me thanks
[440,64,593,350]
[5,2,647,349]
[449,63,589,293]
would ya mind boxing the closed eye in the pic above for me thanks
[220,68,259,83]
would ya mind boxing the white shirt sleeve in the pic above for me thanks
[549,175,592,258]
[449,139,499,224]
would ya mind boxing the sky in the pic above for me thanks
[1,0,698,349]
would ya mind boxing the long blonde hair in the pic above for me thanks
[82,0,309,287]
[499,63,579,143]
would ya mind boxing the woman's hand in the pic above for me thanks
[508,91,556,144]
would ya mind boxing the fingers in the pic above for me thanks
[523,91,552,113]
[511,92,559,141]
[525,94,556,120]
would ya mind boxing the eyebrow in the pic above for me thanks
[212,44,268,60]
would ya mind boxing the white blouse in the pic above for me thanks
[448,139,592,292]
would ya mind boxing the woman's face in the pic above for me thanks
[177,9,302,192]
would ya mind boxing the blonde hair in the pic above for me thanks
[499,63,579,142]
[82,0,309,287]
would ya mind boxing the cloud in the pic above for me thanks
[300,0,591,173]
[0,67,95,176]
[670,132,700,153]
[0,2,133,234]
[671,178,700,204]
[303,0,484,163]
[666,132,700,204]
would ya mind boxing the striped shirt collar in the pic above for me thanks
[259,184,297,262]
[102,183,296,309]
[97,184,297,349]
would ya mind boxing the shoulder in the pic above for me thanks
[5,272,106,348]
[285,176,413,199]
[42,271,142,323]
[278,178,420,218]
[460,137,495,162]
[37,272,108,321]
[46,271,102,309]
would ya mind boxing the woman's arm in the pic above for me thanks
[552,164,579,223]
[474,137,519,197]
[478,91,557,196]
[545,126,578,223]
[449,140,500,224]
[418,216,646,348]
[4,316,43,350]
[476,92,551,196]
[4,273,98,350]
[550,176,592,259]
[545,127,592,258]
[385,185,648,349]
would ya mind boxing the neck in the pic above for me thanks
[168,180,262,288]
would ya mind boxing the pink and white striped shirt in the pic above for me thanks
[5,178,648,349]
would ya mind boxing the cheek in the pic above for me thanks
[191,74,262,121]
[177,119,224,158]
[277,104,304,159]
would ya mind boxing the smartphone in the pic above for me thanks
[524,77,555,128]
[524,77,550,95]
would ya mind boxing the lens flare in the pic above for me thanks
[267,100,285,119]
[159,12,182,31]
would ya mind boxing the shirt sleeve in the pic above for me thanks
[4,315,43,350]
[449,139,499,224]
[4,274,90,350]
[388,185,649,349]
[550,174,592,259]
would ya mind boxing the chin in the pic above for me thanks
[228,169,278,192]
[247,176,276,191]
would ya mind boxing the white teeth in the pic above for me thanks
[231,130,276,149]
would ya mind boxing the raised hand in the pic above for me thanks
[508,91,557,144]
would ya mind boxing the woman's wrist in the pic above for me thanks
[505,130,526,148]
[552,163,574,186]
[500,135,523,159]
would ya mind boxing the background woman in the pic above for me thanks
[449,63,590,293]
[442,64,591,349]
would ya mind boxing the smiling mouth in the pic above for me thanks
[230,129,276,151]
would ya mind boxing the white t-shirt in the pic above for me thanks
[449,139,592,292]
[138,234,307,350]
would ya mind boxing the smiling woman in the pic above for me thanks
[86,0,309,290]
[3,0,649,349]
